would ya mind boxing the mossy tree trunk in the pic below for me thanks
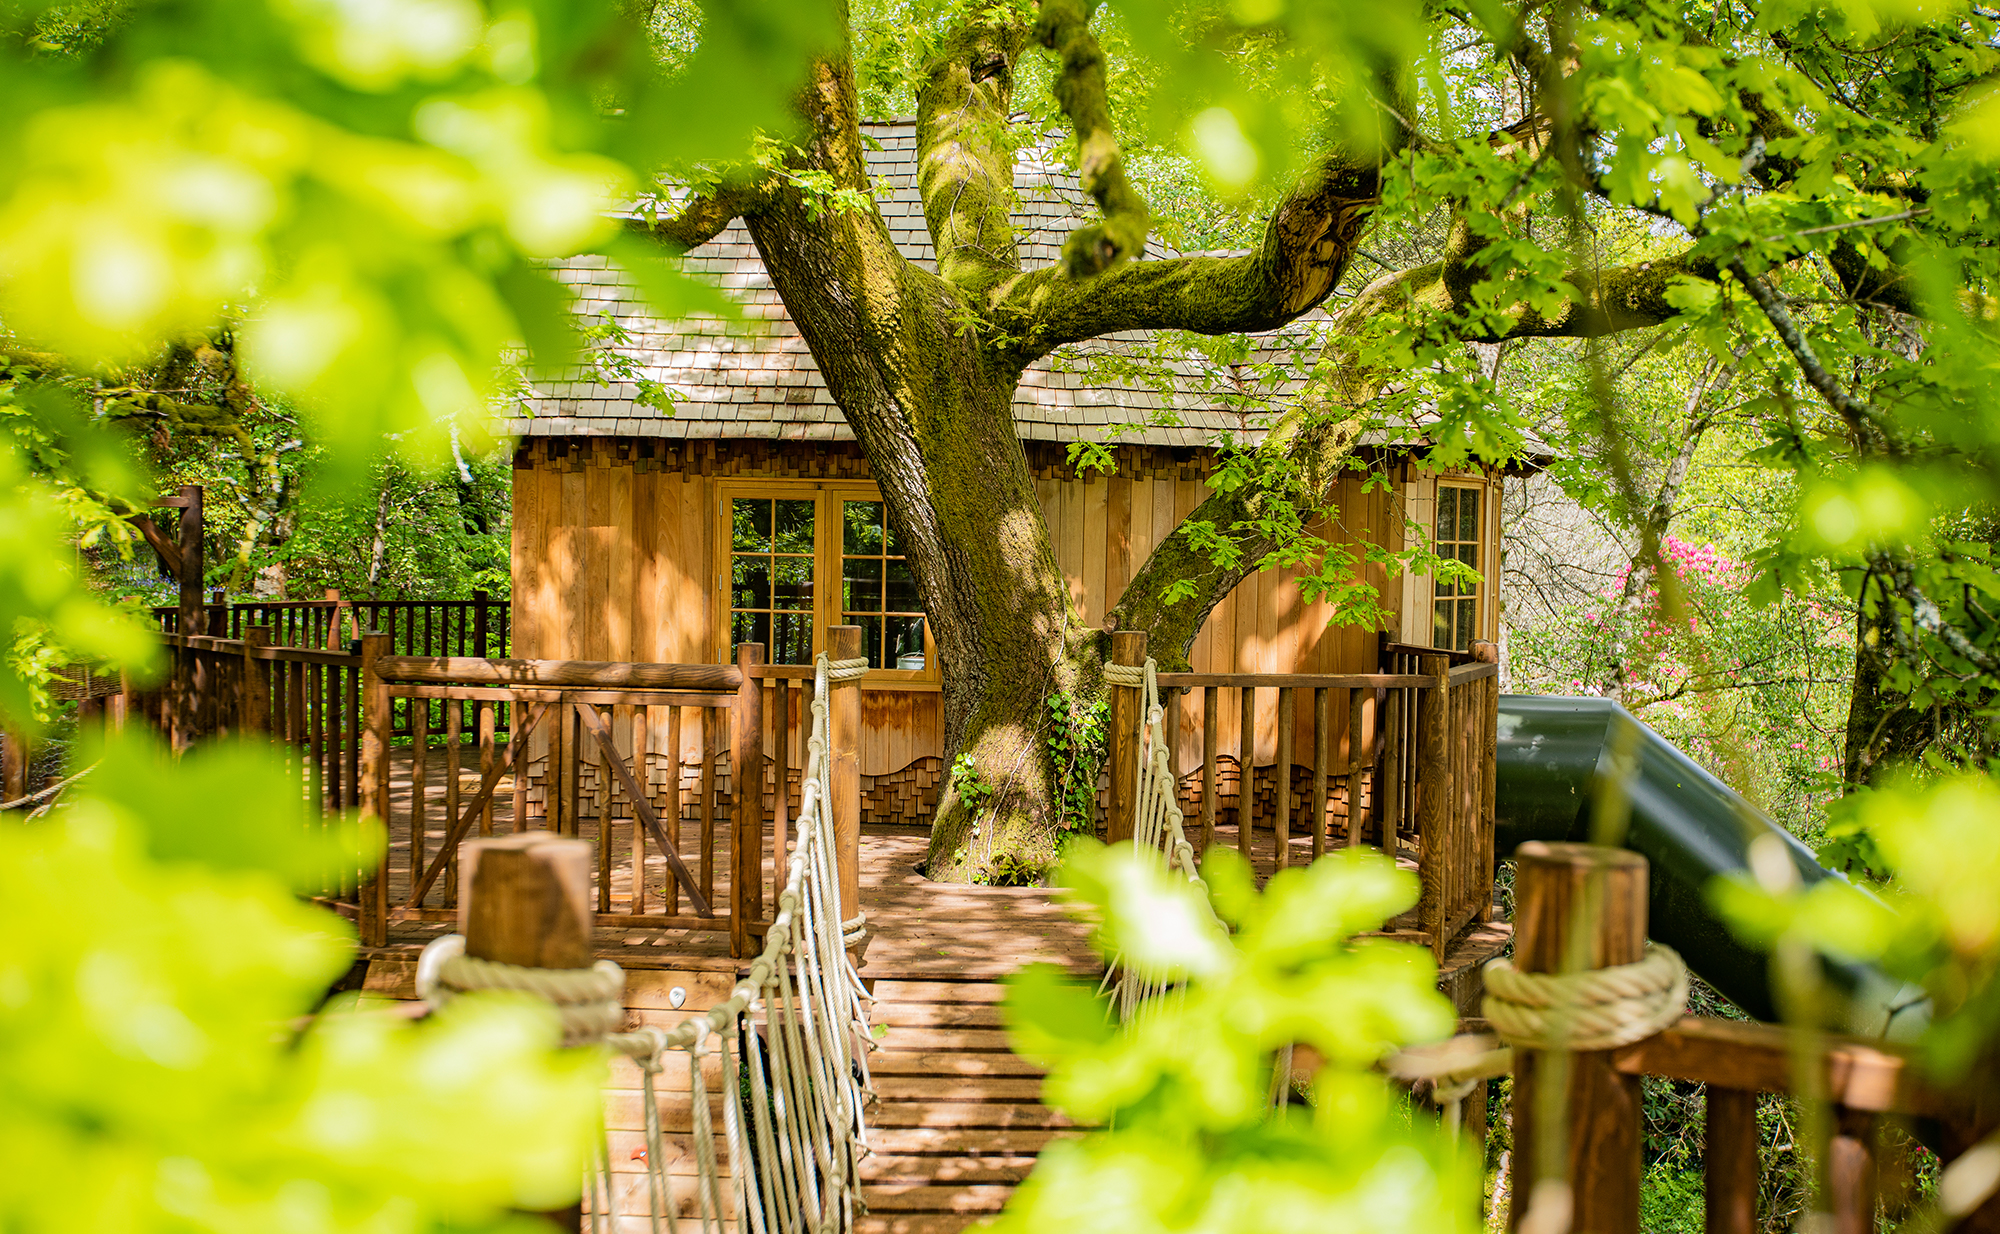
[633,7,1788,882]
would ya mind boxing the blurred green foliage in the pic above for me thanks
[0,727,608,1230]
[997,841,1474,1233]
[1717,773,2000,1079]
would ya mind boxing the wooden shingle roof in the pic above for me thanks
[505,122,1295,447]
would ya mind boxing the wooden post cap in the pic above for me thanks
[459,833,594,970]
[1513,841,1649,974]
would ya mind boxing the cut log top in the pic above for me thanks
[374,656,746,691]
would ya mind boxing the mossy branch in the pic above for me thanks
[1033,0,1149,279]
[628,183,767,249]
[916,17,1029,294]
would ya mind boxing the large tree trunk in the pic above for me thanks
[637,11,1744,882]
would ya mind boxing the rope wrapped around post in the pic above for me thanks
[1381,942,1689,1142]
[416,650,877,1234]
[1482,942,1689,1052]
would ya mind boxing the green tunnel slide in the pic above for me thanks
[1494,694,1926,1040]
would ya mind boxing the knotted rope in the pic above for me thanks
[415,935,627,1047]
[416,650,876,1234]
[1482,943,1689,1052]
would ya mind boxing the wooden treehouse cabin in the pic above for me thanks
[495,120,1522,961]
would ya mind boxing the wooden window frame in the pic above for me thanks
[1430,481,1486,651]
[714,479,939,688]
[1397,469,1498,651]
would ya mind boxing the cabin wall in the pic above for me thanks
[510,437,1488,827]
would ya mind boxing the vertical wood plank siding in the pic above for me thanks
[507,439,1491,810]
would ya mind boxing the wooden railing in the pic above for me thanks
[1402,843,2000,1234]
[126,622,862,956]
[153,592,512,742]
[1105,631,1499,958]
[126,627,373,914]
[153,590,510,660]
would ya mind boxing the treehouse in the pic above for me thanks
[501,120,1520,838]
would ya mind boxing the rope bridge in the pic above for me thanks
[418,652,877,1234]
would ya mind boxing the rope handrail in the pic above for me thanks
[1105,657,1217,1025]
[418,650,877,1234]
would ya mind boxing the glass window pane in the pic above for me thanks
[887,615,926,669]
[1458,598,1476,649]
[1434,487,1456,539]
[772,611,813,665]
[732,609,769,655]
[773,556,814,608]
[846,613,885,669]
[1458,541,1478,573]
[774,500,815,554]
[1459,488,1480,542]
[843,501,883,555]
[1436,571,1454,599]
[884,514,903,555]
[884,557,919,612]
[732,499,771,551]
[1433,601,1451,648]
[731,556,771,609]
[842,556,883,612]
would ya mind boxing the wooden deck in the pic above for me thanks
[359,753,1508,1233]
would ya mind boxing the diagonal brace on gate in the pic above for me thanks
[571,701,713,918]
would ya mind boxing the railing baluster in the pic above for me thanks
[1704,1087,1758,1234]
[634,704,652,915]
[1274,686,1294,870]
[411,692,429,907]
[1238,684,1255,857]
[699,706,715,908]
[1312,687,1329,857]
[596,704,614,912]
[1200,686,1218,852]
[772,678,790,912]
[666,704,683,916]
[1348,685,1368,848]
[445,694,462,906]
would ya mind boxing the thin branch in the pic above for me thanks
[1762,208,1931,245]
[1726,260,1902,456]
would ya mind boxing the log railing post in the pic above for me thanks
[828,625,863,962]
[1829,1109,1880,1234]
[460,832,591,1234]
[730,641,765,958]
[1508,841,1649,1234]
[1704,1087,1759,1234]
[1416,653,1451,956]
[1107,630,1145,844]
[358,631,392,948]
[240,625,271,737]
